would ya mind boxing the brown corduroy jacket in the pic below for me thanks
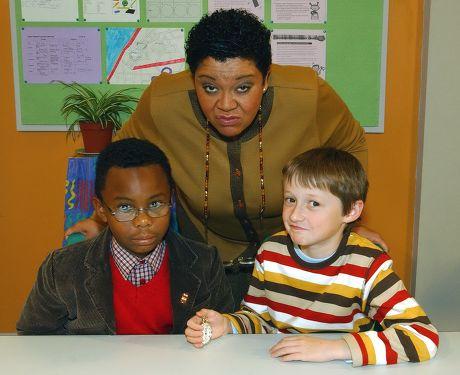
[17,228,233,335]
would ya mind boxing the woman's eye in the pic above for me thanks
[117,204,133,213]
[203,85,218,93]
[236,84,251,93]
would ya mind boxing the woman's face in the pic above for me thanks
[194,57,269,138]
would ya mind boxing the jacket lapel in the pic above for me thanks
[167,231,201,333]
[83,229,116,334]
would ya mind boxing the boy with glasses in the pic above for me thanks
[17,138,233,334]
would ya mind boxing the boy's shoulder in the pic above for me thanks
[257,231,291,255]
[345,231,392,265]
[347,232,385,253]
[46,231,110,274]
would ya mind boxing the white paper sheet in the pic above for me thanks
[146,0,202,22]
[20,0,78,22]
[83,0,140,22]
[208,0,264,21]
[271,0,327,24]
[271,29,326,79]
[106,27,185,84]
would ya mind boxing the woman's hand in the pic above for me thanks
[353,225,388,251]
[269,336,351,362]
[185,308,232,348]
[64,217,106,240]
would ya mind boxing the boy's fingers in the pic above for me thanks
[270,338,298,353]
[184,327,203,338]
[270,345,297,358]
[186,315,204,329]
[185,335,204,348]
[195,308,211,318]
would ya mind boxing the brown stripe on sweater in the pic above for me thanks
[365,272,400,315]
[266,234,290,246]
[339,244,381,259]
[395,328,420,362]
[232,313,250,334]
[249,275,264,290]
[264,281,362,307]
[383,316,432,327]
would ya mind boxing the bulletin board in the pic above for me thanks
[9,0,388,132]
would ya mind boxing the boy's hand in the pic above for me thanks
[269,336,351,362]
[185,309,232,348]
[64,217,105,240]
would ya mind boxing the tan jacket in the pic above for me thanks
[116,64,367,262]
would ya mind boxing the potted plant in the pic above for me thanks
[59,82,139,153]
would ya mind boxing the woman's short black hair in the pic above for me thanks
[185,9,272,77]
[95,138,173,200]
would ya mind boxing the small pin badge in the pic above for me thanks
[180,292,189,304]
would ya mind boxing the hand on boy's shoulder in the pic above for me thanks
[352,225,388,252]
[349,229,388,252]
[64,217,105,241]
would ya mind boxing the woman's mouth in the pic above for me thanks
[216,115,240,127]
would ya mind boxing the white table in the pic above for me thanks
[0,332,457,374]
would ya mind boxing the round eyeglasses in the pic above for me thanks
[103,201,172,222]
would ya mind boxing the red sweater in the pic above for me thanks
[110,250,173,334]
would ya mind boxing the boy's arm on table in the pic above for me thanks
[342,252,439,366]
[17,252,68,335]
[224,255,278,334]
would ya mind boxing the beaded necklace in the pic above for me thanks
[203,106,265,242]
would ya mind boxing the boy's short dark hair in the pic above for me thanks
[95,138,173,200]
[185,8,272,77]
[282,148,368,215]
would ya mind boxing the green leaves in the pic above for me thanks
[58,81,139,140]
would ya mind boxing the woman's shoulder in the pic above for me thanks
[269,64,319,90]
[149,69,195,97]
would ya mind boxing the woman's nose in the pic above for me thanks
[217,92,237,111]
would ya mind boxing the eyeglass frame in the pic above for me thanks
[101,200,172,222]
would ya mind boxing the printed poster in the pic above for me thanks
[20,0,79,22]
[271,29,327,78]
[146,0,202,22]
[272,0,327,24]
[208,0,264,21]
[21,27,102,83]
[83,0,140,22]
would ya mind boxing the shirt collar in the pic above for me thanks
[110,237,166,280]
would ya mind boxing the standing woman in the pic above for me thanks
[67,9,374,306]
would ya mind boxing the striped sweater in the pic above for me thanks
[224,231,438,366]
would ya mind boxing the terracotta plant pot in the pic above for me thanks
[79,122,114,153]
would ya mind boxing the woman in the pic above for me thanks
[67,9,380,306]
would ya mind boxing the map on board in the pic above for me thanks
[106,27,185,84]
